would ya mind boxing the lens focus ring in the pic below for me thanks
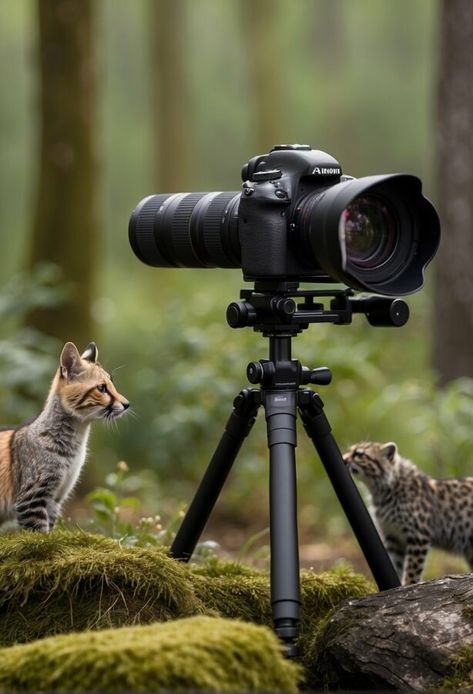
[201,192,241,267]
[171,193,209,267]
[129,194,174,267]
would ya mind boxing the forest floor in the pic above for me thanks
[205,516,471,581]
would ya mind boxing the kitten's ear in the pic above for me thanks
[381,442,398,462]
[60,342,82,379]
[81,342,98,363]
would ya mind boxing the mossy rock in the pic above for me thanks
[0,615,301,692]
[0,529,372,686]
[0,529,204,645]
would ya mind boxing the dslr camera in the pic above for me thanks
[129,144,439,296]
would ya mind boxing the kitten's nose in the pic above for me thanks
[122,401,130,410]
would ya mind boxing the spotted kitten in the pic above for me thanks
[0,342,129,532]
[343,441,473,585]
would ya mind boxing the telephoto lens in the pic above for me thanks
[129,145,440,296]
[129,191,241,269]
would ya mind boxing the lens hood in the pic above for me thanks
[306,174,440,296]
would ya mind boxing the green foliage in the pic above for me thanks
[0,616,301,693]
[91,276,473,536]
[82,460,218,559]
[0,264,68,422]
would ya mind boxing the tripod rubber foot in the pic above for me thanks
[275,619,299,659]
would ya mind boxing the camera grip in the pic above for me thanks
[239,185,290,278]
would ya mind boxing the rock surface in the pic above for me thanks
[316,574,473,690]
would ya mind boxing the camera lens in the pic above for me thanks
[341,196,397,269]
[129,191,241,269]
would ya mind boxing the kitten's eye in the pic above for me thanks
[354,450,364,459]
[97,384,108,394]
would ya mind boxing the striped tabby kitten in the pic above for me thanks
[344,441,473,585]
[0,342,129,532]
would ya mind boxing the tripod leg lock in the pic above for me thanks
[298,390,332,438]
[228,389,260,438]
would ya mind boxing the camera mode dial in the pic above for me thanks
[249,169,282,183]
[271,144,311,151]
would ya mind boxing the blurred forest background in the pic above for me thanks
[1,0,473,571]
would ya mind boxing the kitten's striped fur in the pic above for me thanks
[0,342,129,532]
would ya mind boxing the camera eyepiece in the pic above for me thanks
[129,146,440,296]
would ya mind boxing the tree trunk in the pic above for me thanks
[314,575,473,690]
[433,0,473,384]
[150,0,190,192]
[28,0,98,349]
[240,0,284,153]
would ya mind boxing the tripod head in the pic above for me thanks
[226,282,409,335]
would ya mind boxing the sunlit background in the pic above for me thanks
[1,0,472,575]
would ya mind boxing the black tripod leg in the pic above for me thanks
[264,391,301,657]
[170,389,260,561]
[298,390,400,590]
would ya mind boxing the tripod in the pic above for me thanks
[171,283,405,656]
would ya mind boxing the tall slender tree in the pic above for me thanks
[28,0,98,347]
[433,0,473,383]
[150,0,190,191]
[240,0,285,152]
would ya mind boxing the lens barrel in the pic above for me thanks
[129,191,241,269]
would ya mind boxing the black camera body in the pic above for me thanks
[239,144,343,282]
[129,144,440,297]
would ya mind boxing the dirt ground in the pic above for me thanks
[205,517,471,581]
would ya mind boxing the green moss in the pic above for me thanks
[0,529,204,645]
[440,644,473,690]
[0,615,301,692]
[192,561,373,636]
[0,529,372,687]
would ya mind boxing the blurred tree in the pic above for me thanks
[150,0,190,190]
[311,0,345,74]
[433,0,473,383]
[240,0,284,152]
[27,0,98,348]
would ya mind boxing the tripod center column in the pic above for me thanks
[264,388,301,655]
